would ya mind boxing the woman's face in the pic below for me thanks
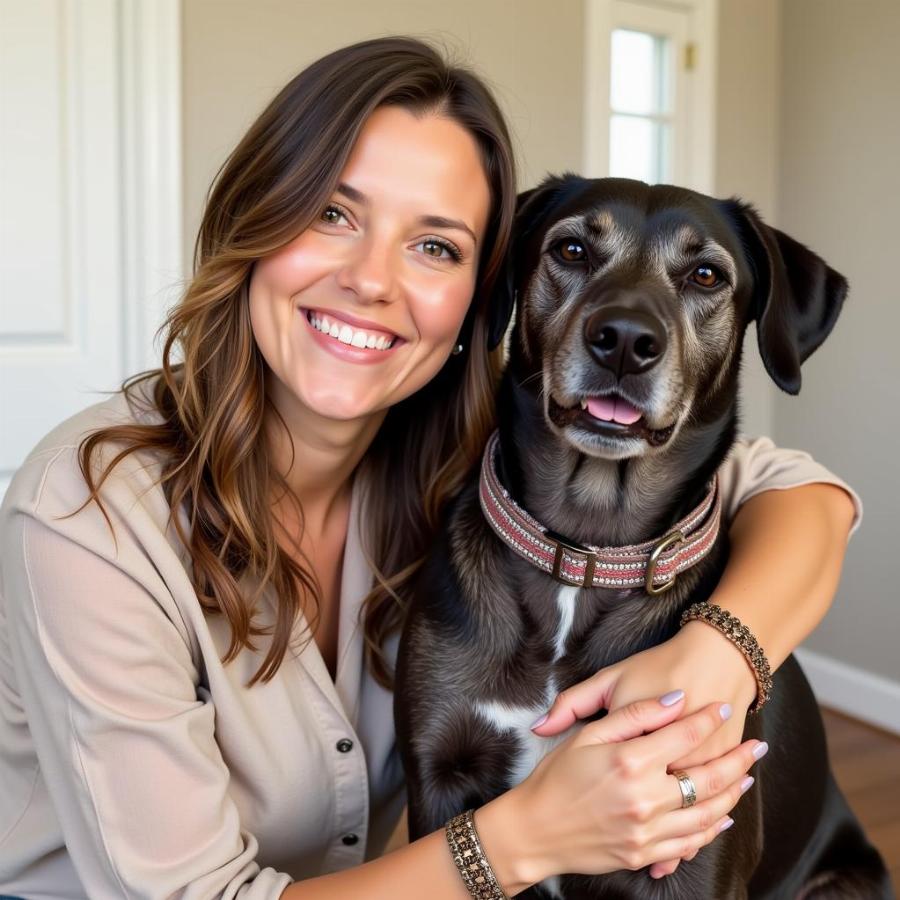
[249,104,492,425]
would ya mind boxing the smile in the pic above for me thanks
[303,308,397,350]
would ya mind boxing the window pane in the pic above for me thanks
[610,29,665,115]
[609,115,671,183]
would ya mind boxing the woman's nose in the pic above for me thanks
[335,234,397,304]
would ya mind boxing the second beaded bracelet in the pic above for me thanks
[446,809,510,900]
[679,601,773,713]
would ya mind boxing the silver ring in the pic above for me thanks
[673,770,697,808]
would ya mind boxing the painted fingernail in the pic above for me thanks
[660,689,685,707]
[719,816,734,833]
[740,776,754,794]
[719,703,732,721]
[752,741,769,760]
[530,713,548,730]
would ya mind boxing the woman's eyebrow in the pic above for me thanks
[416,215,477,245]
[336,182,367,204]
[335,182,477,245]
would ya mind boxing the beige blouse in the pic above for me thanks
[0,383,861,899]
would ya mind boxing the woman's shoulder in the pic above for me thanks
[2,375,171,535]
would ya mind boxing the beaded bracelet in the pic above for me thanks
[679,601,773,713]
[445,809,510,899]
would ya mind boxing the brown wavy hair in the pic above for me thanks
[67,36,516,689]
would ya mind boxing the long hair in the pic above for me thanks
[68,36,516,688]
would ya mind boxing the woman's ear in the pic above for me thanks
[487,175,587,351]
[726,200,849,395]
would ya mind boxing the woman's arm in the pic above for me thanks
[531,437,862,750]
[529,439,861,877]
[283,695,758,899]
[681,481,856,684]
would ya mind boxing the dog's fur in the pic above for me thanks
[394,176,892,898]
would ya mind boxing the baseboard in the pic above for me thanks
[795,647,900,736]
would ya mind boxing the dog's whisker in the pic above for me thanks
[516,371,543,390]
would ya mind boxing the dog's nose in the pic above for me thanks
[584,307,667,377]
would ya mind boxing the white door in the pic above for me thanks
[0,0,182,501]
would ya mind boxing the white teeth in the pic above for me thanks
[305,309,395,351]
[580,399,588,409]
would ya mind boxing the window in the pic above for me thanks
[583,0,717,192]
[609,28,672,183]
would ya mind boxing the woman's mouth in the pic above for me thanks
[303,308,397,350]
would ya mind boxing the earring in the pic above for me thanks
[451,341,464,356]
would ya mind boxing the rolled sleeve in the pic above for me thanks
[3,509,293,900]
[719,436,862,539]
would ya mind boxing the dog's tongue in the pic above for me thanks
[585,396,643,425]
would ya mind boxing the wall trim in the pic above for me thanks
[795,647,900,736]
[119,0,184,376]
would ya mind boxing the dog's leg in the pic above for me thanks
[401,707,522,841]
[790,774,895,900]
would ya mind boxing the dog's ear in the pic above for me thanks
[726,200,848,395]
[487,187,534,350]
[488,175,586,350]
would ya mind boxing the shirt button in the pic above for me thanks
[342,833,359,845]
[336,738,354,753]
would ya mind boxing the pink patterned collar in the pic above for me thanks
[478,430,721,594]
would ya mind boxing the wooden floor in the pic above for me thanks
[821,707,900,894]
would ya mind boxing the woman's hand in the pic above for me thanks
[529,623,762,878]
[477,692,764,891]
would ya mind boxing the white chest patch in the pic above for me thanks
[471,585,584,899]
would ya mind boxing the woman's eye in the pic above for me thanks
[690,265,722,288]
[417,239,462,263]
[320,204,348,225]
[554,239,587,263]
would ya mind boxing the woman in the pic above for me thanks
[0,37,858,899]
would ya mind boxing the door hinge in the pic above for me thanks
[685,42,697,71]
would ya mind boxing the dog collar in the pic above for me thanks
[478,430,721,594]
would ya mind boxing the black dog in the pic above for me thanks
[394,175,891,898]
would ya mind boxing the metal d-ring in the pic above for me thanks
[645,530,685,595]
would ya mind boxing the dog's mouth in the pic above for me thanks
[548,394,676,447]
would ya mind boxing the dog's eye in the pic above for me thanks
[690,265,722,288]
[553,239,587,263]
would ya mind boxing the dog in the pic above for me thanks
[394,175,892,899]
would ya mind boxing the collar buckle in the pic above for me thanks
[545,530,597,588]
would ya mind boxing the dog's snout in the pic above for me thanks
[584,306,667,377]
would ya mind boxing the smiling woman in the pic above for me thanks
[0,34,872,900]
[249,106,490,425]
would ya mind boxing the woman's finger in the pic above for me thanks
[647,743,761,880]
[579,691,687,747]
[661,738,768,813]
[636,701,732,767]
[648,858,681,879]
[654,768,752,842]
[530,668,621,735]
[637,815,735,871]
